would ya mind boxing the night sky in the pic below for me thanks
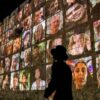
[0,0,25,22]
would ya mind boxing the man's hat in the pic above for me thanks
[51,45,68,60]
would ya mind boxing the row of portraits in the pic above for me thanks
[0,22,100,58]
[46,55,100,91]
[0,66,46,91]
[0,0,91,34]
[0,43,45,73]
[1,54,100,91]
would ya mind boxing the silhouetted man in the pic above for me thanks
[44,45,73,100]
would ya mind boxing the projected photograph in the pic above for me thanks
[6,29,14,41]
[65,0,88,29]
[23,2,31,19]
[0,36,3,46]
[0,60,4,89]
[90,0,100,7]
[6,40,13,56]
[9,8,18,28]
[5,57,11,73]
[20,48,31,68]
[22,29,31,49]
[2,74,10,90]
[0,36,1,46]
[0,25,3,36]
[95,41,100,51]
[46,0,61,17]
[32,21,45,44]
[0,45,5,57]
[1,34,6,45]
[46,36,63,63]
[31,66,46,90]
[13,37,21,53]
[96,54,100,89]
[21,15,32,31]
[33,0,44,7]
[19,69,30,91]
[46,11,63,36]
[96,54,100,69]
[0,60,4,75]
[10,72,19,91]
[8,15,15,29]
[33,7,44,25]
[66,29,91,56]
[3,20,6,32]
[68,56,93,90]
[32,42,46,65]
[93,19,100,51]
[0,75,3,89]
[16,8,23,23]
[5,31,9,43]
[46,64,52,86]
[10,53,20,72]
[3,17,9,32]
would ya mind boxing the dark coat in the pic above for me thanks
[44,61,73,100]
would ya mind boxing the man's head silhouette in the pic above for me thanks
[51,45,68,61]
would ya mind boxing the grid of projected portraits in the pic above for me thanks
[0,0,100,92]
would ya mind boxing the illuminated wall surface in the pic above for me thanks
[0,0,100,100]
